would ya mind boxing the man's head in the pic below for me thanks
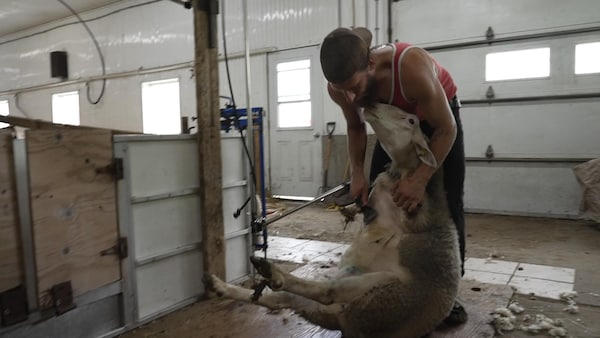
[320,27,372,84]
[321,27,378,107]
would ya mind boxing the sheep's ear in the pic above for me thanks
[412,129,437,168]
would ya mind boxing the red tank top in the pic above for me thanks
[388,42,457,120]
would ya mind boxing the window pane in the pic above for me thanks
[485,48,550,81]
[575,42,600,74]
[142,78,181,135]
[52,91,80,125]
[276,59,310,72]
[276,58,312,129]
[277,68,311,101]
[0,100,8,129]
[278,101,311,128]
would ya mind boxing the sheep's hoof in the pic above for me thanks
[202,274,226,297]
[250,256,273,278]
[250,256,283,290]
[444,301,468,326]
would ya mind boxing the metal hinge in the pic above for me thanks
[100,237,128,259]
[51,281,76,315]
[95,158,124,180]
[0,285,28,326]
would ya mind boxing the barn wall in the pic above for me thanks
[0,0,598,216]
[392,0,600,217]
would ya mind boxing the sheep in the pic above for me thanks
[204,103,461,338]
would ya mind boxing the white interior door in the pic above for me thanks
[268,46,323,199]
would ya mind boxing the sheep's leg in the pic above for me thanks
[204,274,343,330]
[251,256,410,305]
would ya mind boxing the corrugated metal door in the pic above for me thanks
[114,134,251,324]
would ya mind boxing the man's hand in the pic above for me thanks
[350,173,369,205]
[391,175,427,213]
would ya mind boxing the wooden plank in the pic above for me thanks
[0,129,24,292]
[27,128,120,309]
[0,114,138,134]
[193,3,226,279]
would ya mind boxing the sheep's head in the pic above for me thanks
[363,103,436,172]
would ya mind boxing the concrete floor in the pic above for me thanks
[121,205,600,338]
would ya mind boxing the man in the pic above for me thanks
[320,27,467,325]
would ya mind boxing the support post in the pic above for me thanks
[193,0,225,280]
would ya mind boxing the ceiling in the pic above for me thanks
[0,0,122,38]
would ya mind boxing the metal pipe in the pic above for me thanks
[0,61,193,96]
[264,183,348,226]
[258,113,267,221]
[466,157,592,163]
[352,0,356,27]
[461,92,600,105]
[338,0,342,27]
[365,0,369,31]
[0,47,276,97]
[425,25,600,52]
[13,139,38,310]
[387,0,392,42]
[374,0,380,45]
[242,0,257,274]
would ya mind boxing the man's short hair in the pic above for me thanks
[320,27,372,84]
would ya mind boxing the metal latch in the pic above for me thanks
[51,281,76,315]
[0,285,28,326]
[100,237,128,259]
[95,158,124,180]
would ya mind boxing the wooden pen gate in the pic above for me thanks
[0,128,251,338]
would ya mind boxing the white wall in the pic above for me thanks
[1,0,598,217]
[392,0,600,47]
[0,0,378,134]
[392,0,600,217]
[0,0,196,131]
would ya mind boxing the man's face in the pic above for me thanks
[331,69,378,108]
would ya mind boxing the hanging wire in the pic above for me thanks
[221,1,259,217]
[56,0,106,104]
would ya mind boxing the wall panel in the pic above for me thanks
[392,0,600,46]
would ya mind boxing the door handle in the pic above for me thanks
[314,132,321,138]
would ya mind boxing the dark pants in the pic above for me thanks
[369,97,466,275]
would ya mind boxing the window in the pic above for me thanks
[575,42,600,75]
[52,91,80,125]
[276,59,311,128]
[0,100,9,129]
[485,47,550,81]
[141,78,181,134]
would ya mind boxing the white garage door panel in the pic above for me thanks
[461,104,600,158]
[132,195,201,259]
[465,164,582,217]
[136,250,203,320]
[226,236,249,283]
[115,134,251,324]
[128,139,199,197]
[430,34,600,100]
[221,135,247,184]
[393,0,600,46]
[223,186,248,235]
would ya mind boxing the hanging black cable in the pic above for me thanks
[221,1,258,218]
[57,0,106,104]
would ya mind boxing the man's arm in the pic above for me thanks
[327,83,369,203]
[393,48,457,211]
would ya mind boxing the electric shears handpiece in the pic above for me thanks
[354,198,378,225]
